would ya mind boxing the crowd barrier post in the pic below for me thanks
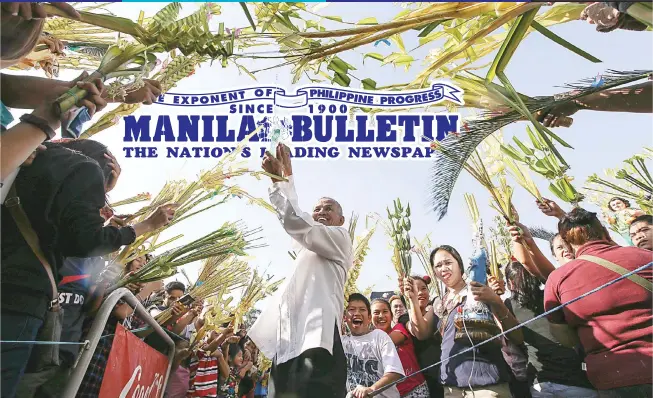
[61,288,175,398]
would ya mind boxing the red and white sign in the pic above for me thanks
[99,323,170,398]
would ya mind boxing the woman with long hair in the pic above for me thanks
[371,298,429,397]
[403,245,523,397]
[504,261,597,398]
[395,275,443,398]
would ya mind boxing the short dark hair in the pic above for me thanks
[430,245,465,274]
[371,298,391,312]
[548,233,572,256]
[165,281,186,294]
[228,342,243,362]
[388,295,406,308]
[56,139,114,184]
[630,214,653,227]
[347,293,370,313]
[558,207,608,246]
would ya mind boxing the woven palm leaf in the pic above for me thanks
[429,70,651,220]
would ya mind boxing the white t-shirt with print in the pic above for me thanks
[341,329,405,398]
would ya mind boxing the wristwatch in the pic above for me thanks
[19,114,56,141]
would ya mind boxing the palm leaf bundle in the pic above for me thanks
[428,70,650,219]
[584,150,653,214]
[42,2,238,115]
[501,125,581,206]
[113,140,276,267]
[344,215,379,301]
[386,199,412,279]
[155,257,252,325]
[232,270,284,331]
[109,192,152,208]
[412,234,441,299]
[257,354,272,375]
[190,290,237,348]
[110,222,264,290]
[488,215,513,265]
[80,53,203,138]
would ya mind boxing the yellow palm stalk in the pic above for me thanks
[156,258,251,325]
[344,215,379,301]
[109,192,152,208]
[412,234,441,299]
[503,156,543,202]
[232,270,284,331]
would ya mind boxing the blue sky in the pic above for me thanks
[8,3,652,305]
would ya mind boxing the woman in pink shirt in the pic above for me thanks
[371,299,429,397]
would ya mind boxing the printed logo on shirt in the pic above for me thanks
[345,352,380,389]
[58,292,85,305]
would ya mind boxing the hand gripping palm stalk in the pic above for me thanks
[42,2,236,116]
[155,257,253,326]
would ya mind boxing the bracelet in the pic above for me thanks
[497,310,511,322]
[19,114,56,141]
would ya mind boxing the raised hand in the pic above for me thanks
[536,198,566,220]
[120,79,162,105]
[37,34,65,55]
[262,150,284,182]
[1,2,80,20]
[507,222,533,243]
[276,143,293,178]
[469,281,501,306]
[145,204,178,230]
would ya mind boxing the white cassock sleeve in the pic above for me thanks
[268,175,351,263]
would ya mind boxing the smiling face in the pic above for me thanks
[609,199,627,212]
[414,278,430,310]
[432,250,463,289]
[552,235,574,266]
[346,299,371,336]
[232,349,244,367]
[630,221,652,250]
[389,298,406,322]
[313,198,345,226]
[371,301,392,333]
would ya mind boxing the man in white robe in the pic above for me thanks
[249,144,352,398]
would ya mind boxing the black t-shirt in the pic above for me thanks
[58,256,105,366]
[505,298,594,389]
[1,143,135,319]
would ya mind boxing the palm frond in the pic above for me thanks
[428,69,651,219]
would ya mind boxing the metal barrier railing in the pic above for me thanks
[61,288,175,397]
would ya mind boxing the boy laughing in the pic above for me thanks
[343,293,404,398]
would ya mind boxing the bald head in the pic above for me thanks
[313,197,345,226]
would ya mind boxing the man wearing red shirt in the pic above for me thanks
[544,208,652,397]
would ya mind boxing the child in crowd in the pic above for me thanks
[371,299,430,398]
[219,343,253,398]
[343,293,405,398]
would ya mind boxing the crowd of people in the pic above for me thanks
[0,2,652,398]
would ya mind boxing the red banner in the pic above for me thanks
[99,323,170,398]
